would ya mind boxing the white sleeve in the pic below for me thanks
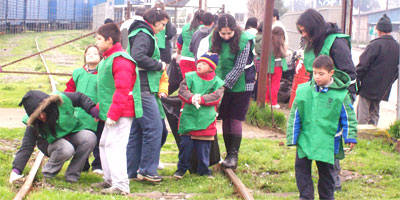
[197,35,210,60]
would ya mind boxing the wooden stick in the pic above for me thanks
[14,152,44,200]
[222,166,254,200]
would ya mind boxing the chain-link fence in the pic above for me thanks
[0,0,94,34]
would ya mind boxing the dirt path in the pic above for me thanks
[0,108,285,139]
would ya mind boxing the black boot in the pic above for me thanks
[221,134,231,167]
[221,135,241,169]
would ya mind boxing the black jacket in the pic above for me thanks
[160,22,177,64]
[12,92,96,173]
[128,20,163,92]
[356,35,399,101]
[325,23,357,82]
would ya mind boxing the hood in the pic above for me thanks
[128,20,154,36]
[19,90,63,126]
[312,69,350,90]
[325,22,342,36]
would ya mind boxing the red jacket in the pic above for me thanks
[103,42,137,120]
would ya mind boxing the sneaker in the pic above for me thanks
[93,169,104,175]
[91,181,111,189]
[101,187,128,195]
[157,162,165,170]
[137,172,162,182]
[173,169,186,179]
[272,104,280,109]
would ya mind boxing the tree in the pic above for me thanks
[247,0,288,21]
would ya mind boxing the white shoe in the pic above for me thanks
[93,169,104,175]
[272,104,280,109]
[157,162,165,170]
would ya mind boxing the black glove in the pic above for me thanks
[89,106,99,119]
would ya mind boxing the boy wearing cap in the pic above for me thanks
[174,52,224,178]
[356,14,400,125]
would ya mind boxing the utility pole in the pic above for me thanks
[256,0,274,106]
[204,0,207,12]
[199,0,202,10]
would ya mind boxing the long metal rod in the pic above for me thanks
[0,31,95,69]
[0,70,72,76]
[397,52,400,120]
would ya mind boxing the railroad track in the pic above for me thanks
[7,33,254,200]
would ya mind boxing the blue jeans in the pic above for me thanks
[177,135,211,175]
[127,91,163,178]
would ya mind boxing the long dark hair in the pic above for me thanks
[34,103,59,139]
[271,26,287,58]
[296,9,326,56]
[189,9,205,31]
[211,14,242,55]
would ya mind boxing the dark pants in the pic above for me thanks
[126,91,163,178]
[295,154,335,200]
[177,135,212,175]
[92,121,104,170]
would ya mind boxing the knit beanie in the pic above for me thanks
[197,52,219,70]
[376,14,392,33]
[19,90,63,125]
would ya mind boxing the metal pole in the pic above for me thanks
[256,0,274,107]
[397,53,400,120]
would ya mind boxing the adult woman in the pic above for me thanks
[10,90,98,183]
[126,7,169,182]
[65,45,103,174]
[210,14,256,169]
[177,9,205,78]
[296,9,357,100]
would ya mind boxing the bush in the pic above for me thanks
[245,101,287,131]
[388,120,400,139]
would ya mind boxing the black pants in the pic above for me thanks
[295,153,335,200]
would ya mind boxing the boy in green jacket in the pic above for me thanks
[286,55,357,200]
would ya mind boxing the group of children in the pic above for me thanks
[10,6,359,199]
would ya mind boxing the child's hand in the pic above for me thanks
[191,94,201,109]
[159,92,167,99]
[348,142,356,151]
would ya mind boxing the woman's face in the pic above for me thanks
[153,18,168,34]
[219,27,235,41]
[297,25,310,41]
[85,47,101,65]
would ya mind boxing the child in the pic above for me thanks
[65,45,103,174]
[91,23,141,195]
[265,26,288,109]
[174,52,224,178]
[286,55,357,199]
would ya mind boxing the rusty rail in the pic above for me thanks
[221,165,254,200]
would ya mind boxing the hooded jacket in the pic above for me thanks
[286,70,357,164]
[356,35,399,101]
[128,20,163,92]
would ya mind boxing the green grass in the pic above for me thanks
[1,127,400,199]
[246,101,287,131]
[0,30,95,107]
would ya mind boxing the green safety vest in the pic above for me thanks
[292,70,350,164]
[178,72,225,134]
[71,67,98,132]
[156,29,166,49]
[127,27,162,93]
[304,33,351,73]
[210,31,255,92]
[97,52,143,120]
[181,23,202,58]
[127,27,166,118]
[43,91,86,144]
